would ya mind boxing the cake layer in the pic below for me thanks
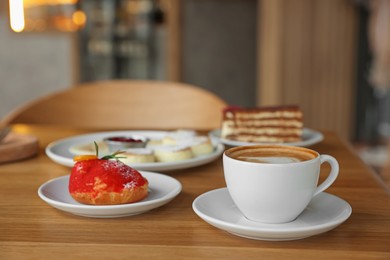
[221,105,303,143]
[225,134,302,143]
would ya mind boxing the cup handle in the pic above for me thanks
[313,154,339,197]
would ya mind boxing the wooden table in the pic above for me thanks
[1,124,390,259]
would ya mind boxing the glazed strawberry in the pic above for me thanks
[68,144,148,205]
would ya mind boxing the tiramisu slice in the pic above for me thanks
[221,105,304,143]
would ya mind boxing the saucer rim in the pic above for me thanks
[209,128,324,147]
[38,171,182,217]
[192,188,352,238]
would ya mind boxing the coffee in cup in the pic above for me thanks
[229,146,317,164]
[223,145,339,224]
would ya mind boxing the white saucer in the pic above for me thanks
[192,188,352,241]
[209,128,324,147]
[46,130,224,171]
[38,171,181,218]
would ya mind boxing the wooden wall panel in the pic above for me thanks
[258,0,359,140]
[162,0,182,81]
[257,0,284,105]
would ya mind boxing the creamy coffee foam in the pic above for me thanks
[238,156,301,164]
[226,146,317,164]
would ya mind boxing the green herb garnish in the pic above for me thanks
[94,141,126,161]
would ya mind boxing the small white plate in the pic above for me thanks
[192,188,352,241]
[38,171,182,218]
[46,130,224,171]
[209,128,324,147]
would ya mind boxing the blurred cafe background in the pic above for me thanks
[0,0,390,172]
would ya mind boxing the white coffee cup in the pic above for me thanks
[223,145,339,224]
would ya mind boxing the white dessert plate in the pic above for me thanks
[38,171,182,218]
[192,188,352,241]
[209,128,324,147]
[46,130,224,171]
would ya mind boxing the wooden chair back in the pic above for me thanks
[3,80,228,130]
